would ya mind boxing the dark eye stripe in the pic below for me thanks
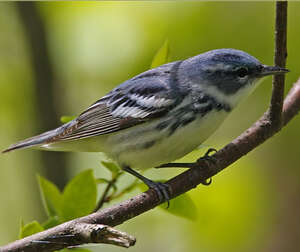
[237,67,249,77]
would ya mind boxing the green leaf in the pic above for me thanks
[137,181,147,192]
[160,193,198,221]
[61,170,97,221]
[37,175,62,217]
[150,39,170,68]
[101,160,121,177]
[60,115,76,123]
[19,221,44,239]
[95,178,110,184]
[136,180,197,220]
[19,218,24,229]
[42,216,61,230]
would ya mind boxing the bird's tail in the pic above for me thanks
[2,121,74,153]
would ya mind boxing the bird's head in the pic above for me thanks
[183,48,289,106]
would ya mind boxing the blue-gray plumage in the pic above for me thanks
[3,49,289,202]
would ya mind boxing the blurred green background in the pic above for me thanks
[0,1,300,252]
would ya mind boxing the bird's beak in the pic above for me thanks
[259,65,289,76]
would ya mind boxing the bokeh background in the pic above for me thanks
[0,1,300,252]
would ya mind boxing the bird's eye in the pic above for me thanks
[237,67,248,78]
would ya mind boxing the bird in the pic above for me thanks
[2,48,289,202]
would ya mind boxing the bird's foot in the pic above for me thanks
[196,148,217,186]
[123,166,171,207]
[145,180,171,208]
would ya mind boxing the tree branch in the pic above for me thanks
[1,1,296,252]
[94,176,119,211]
[0,223,135,252]
[268,1,288,130]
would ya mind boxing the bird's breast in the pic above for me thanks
[103,107,229,170]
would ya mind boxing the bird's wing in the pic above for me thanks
[49,62,182,142]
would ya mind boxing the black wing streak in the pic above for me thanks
[50,62,183,142]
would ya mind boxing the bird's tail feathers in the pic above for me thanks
[2,121,74,153]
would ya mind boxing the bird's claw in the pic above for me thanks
[147,181,171,208]
[201,178,212,186]
[197,148,218,164]
[196,148,216,186]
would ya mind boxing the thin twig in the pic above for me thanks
[105,179,139,202]
[268,1,288,129]
[94,177,118,211]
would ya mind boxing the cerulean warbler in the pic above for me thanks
[3,49,288,201]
